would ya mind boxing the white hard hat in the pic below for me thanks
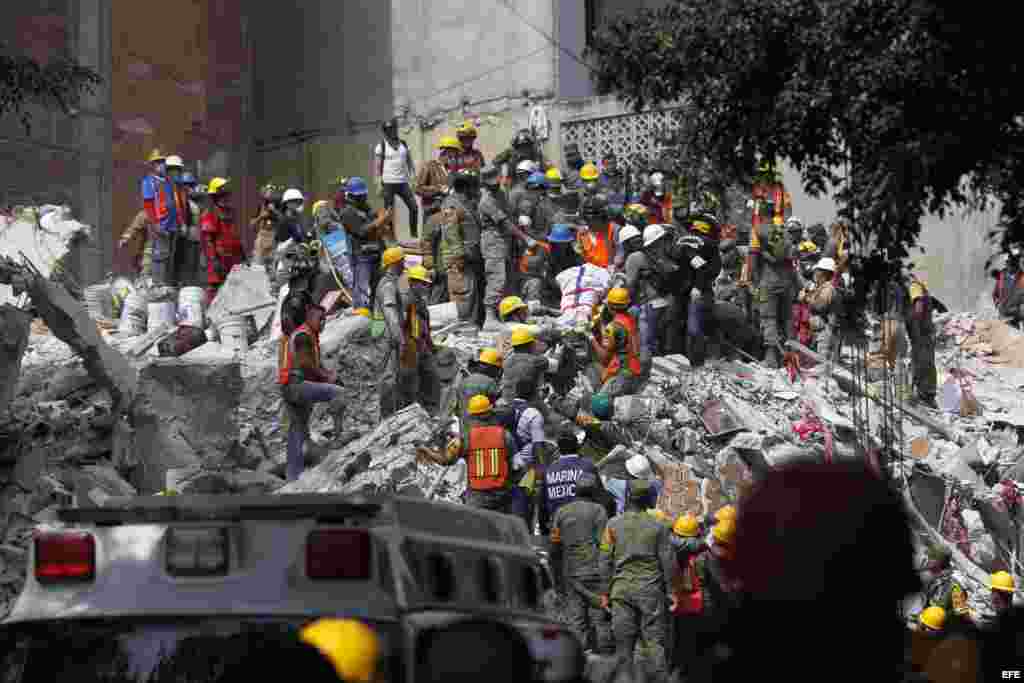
[786,216,803,227]
[164,155,184,168]
[517,160,538,174]
[619,224,642,243]
[643,224,667,247]
[814,257,836,272]
[625,453,652,479]
[518,215,532,228]
[282,188,304,203]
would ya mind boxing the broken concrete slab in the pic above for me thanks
[0,305,31,416]
[130,357,243,492]
[278,404,465,502]
[205,266,276,330]
[67,465,137,507]
[175,469,285,495]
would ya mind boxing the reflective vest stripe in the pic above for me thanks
[277,324,320,385]
[466,424,509,490]
[603,312,643,382]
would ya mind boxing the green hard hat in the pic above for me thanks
[591,393,612,420]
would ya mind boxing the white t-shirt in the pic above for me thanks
[374,140,410,184]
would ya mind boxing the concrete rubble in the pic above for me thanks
[0,233,1021,621]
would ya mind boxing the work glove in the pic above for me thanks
[525,237,538,249]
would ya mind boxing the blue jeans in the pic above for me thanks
[282,380,344,482]
[352,255,378,309]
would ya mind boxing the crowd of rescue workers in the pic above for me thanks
[114,119,1021,680]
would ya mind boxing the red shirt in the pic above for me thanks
[200,209,244,283]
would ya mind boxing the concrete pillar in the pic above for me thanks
[75,0,113,284]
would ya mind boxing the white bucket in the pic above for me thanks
[177,286,206,327]
[428,301,458,327]
[218,315,249,352]
[147,301,177,333]
[84,284,112,320]
[118,291,148,335]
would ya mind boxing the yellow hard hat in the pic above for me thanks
[407,264,432,284]
[438,136,463,152]
[478,347,503,368]
[354,308,371,317]
[673,513,700,538]
[607,287,630,306]
[715,504,737,522]
[207,177,230,195]
[580,163,600,181]
[510,325,536,347]
[468,394,493,415]
[712,518,736,544]
[772,215,784,226]
[312,199,330,215]
[990,570,1016,593]
[456,121,478,138]
[545,167,563,182]
[918,606,947,631]
[499,295,528,319]
[381,246,406,268]
[147,148,166,163]
[300,618,381,683]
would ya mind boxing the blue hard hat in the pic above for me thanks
[180,173,197,186]
[626,193,642,204]
[526,172,546,188]
[346,177,369,195]
[548,224,575,243]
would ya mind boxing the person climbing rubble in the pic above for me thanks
[599,477,674,679]
[549,471,613,656]
[400,265,440,413]
[374,118,419,238]
[200,178,245,305]
[277,295,346,482]
[342,178,392,309]
[479,164,535,331]
[590,288,643,399]
[372,246,409,419]
[758,215,800,368]
[439,394,517,514]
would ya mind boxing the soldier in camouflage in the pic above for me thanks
[478,165,535,331]
[372,247,409,420]
[451,348,504,437]
[442,170,483,327]
[550,472,613,655]
[600,478,675,678]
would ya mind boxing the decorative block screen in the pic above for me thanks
[560,108,687,167]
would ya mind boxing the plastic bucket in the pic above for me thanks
[118,291,148,335]
[218,315,249,352]
[84,284,112,320]
[147,301,177,333]
[177,286,206,327]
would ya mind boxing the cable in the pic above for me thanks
[491,0,597,74]
[406,46,550,107]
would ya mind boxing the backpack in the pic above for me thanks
[378,138,410,179]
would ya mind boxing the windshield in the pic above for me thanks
[0,617,398,683]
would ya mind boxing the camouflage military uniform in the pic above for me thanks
[552,499,613,653]
[478,187,514,314]
[443,191,482,325]
[452,371,501,440]
[601,506,675,677]
[373,268,405,419]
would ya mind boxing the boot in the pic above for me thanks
[483,307,503,332]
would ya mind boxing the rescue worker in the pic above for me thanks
[563,142,585,191]
[509,160,538,208]
[545,166,576,218]
[342,178,393,309]
[500,326,550,404]
[984,570,1016,628]
[176,171,204,286]
[200,178,245,305]
[279,188,308,244]
[420,135,458,207]
[312,195,354,295]
[252,183,285,294]
[540,427,599,533]
[600,478,674,678]
[479,164,535,331]
[277,299,346,482]
[612,204,648,273]
[372,246,409,419]
[503,377,547,531]
[454,348,503,427]
[550,471,613,655]
[454,120,485,171]
[798,257,836,353]
[825,221,851,281]
[904,274,944,408]
[401,265,440,413]
[600,153,627,204]
[640,171,672,224]
[494,129,539,191]
[547,222,584,281]
[579,164,609,246]
[621,223,673,362]
[591,288,643,401]
[118,206,155,280]
[441,169,483,326]
[917,545,970,630]
[669,511,710,681]
[143,152,188,285]
[917,606,947,634]
[578,199,621,272]
[442,394,518,513]
[497,295,561,356]
[689,518,743,667]
[516,224,552,304]
[374,118,418,237]
[759,216,799,368]
[676,211,723,364]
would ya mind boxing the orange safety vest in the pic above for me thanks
[149,175,187,226]
[465,424,510,491]
[602,312,642,382]
[580,223,616,269]
[277,323,321,385]
[519,240,552,275]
